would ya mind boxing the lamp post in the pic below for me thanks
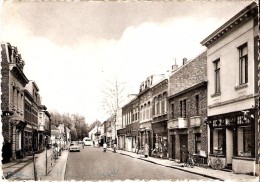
[45,136,48,176]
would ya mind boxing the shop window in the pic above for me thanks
[237,126,252,157]
[213,129,223,154]
[195,133,201,153]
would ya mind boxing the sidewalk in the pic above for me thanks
[1,148,69,181]
[107,148,258,181]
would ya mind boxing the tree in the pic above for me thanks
[89,120,101,132]
[101,77,126,141]
[50,111,89,141]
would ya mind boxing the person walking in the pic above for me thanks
[144,143,149,158]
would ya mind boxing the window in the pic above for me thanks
[156,96,160,115]
[143,104,146,120]
[237,126,252,157]
[238,44,248,84]
[195,95,199,116]
[147,102,150,119]
[171,103,174,119]
[132,109,135,121]
[195,133,202,153]
[159,95,162,115]
[214,59,220,93]
[213,129,224,154]
[153,97,156,116]
[163,93,167,114]
[180,99,186,118]
[140,106,143,121]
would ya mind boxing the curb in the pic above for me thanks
[4,158,33,179]
[109,150,223,181]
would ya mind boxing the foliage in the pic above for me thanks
[50,111,90,141]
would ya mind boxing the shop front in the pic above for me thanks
[152,121,168,158]
[139,122,152,156]
[117,128,126,150]
[207,109,258,174]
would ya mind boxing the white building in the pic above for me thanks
[201,2,259,175]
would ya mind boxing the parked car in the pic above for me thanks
[69,142,80,152]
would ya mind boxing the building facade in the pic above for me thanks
[1,43,29,162]
[38,105,51,150]
[121,96,139,152]
[24,81,41,153]
[201,2,259,175]
[168,52,208,163]
[151,78,169,158]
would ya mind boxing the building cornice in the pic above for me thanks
[168,81,207,100]
[10,66,29,87]
[201,2,257,48]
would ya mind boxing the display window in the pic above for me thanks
[213,129,224,154]
[237,126,252,157]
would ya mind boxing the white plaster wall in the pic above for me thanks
[226,129,233,164]
[207,19,256,116]
[232,158,256,174]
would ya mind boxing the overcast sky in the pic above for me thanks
[1,0,254,124]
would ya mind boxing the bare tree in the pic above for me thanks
[101,77,126,142]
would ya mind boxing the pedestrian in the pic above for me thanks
[144,143,149,158]
[103,142,107,152]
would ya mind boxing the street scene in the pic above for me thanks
[1,0,259,181]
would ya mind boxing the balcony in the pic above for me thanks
[168,118,188,129]
[190,116,201,127]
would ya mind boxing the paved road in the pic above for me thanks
[65,147,211,181]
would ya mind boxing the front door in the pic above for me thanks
[180,134,188,163]
[171,135,175,159]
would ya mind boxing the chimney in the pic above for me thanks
[171,58,178,73]
[183,57,188,65]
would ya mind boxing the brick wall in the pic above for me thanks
[169,51,207,96]
[168,85,208,161]
[168,50,208,161]
[1,44,11,143]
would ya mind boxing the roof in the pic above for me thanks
[201,2,257,48]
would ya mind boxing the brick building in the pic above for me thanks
[24,81,41,154]
[121,96,139,152]
[151,78,169,158]
[168,51,208,163]
[201,2,258,175]
[1,43,29,162]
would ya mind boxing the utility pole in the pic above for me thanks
[45,136,48,176]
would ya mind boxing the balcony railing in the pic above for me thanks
[190,116,201,127]
[168,118,188,129]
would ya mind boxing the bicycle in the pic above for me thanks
[183,152,195,168]
[193,153,207,168]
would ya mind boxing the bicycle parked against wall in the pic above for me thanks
[193,150,208,168]
[183,152,195,168]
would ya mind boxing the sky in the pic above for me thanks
[0,0,255,124]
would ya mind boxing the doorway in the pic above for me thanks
[180,134,188,163]
[171,135,175,159]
